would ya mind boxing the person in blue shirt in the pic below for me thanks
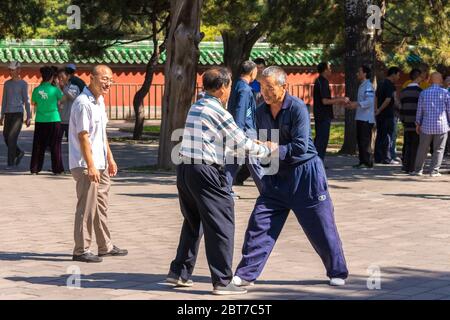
[249,57,266,106]
[225,60,265,197]
[233,58,267,187]
[232,66,348,288]
[346,65,376,168]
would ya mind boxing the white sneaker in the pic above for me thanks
[430,171,441,177]
[410,171,423,176]
[232,275,254,287]
[329,278,346,286]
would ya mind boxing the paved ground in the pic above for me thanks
[1,124,450,300]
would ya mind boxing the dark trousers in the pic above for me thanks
[235,165,251,184]
[235,156,348,281]
[314,118,331,161]
[402,130,420,173]
[3,112,23,166]
[170,163,235,287]
[374,117,395,163]
[356,120,374,167]
[30,122,64,174]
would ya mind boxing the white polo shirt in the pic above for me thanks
[69,87,108,170]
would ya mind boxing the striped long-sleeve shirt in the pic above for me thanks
[416,84,450,135]
[399,83,422,132]
[179,94,270,165]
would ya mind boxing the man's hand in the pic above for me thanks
[87,165,101,183]
[416,124,421,135]
[265,141,279,153]
[375,108,381,116]
[108,159,118,177]
[0,116,3,126]
[344,101,358,109]
[25,118,31,128]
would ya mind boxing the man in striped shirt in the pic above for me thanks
[399,68,423,173]
[413,72,450,176]
[167,67,276,295]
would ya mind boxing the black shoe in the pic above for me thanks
[72,252,103,263]
[15,151,25,166]
[98,245,128,257]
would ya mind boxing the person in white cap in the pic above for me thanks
[0,61,31,169]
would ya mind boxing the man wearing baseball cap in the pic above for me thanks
[1,61,31,169]
[65,63,86,93]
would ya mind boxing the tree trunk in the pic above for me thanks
[340,0,376,154]
[132,44,164,140]
[222,28,262,82]
[157,0,203,169]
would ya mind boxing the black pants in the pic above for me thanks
[402,130,420,173]
[235,165,251,184]
[356,120,374,167]
[3,112,24,166]
[374,117,395,163]
[314,118,331,161]
[170,163,235,287]
[30,122,64,174]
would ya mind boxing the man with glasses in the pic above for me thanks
[69,65,127,263]
[232,66,348,288]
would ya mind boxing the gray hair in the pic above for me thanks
[261,66,287,86]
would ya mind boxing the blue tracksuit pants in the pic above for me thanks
[235,156,348,281]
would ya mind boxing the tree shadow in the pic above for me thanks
[4,266,450,299]
[383,193,450,201]
[118,193,179,199]
[240,266,450,300]
[325,154,450,183]
[0,252,73,262]
[5,272,213,295]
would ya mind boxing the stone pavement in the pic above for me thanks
[1,125,450,300]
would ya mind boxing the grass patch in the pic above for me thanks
[109,137,158,144]
[143,125,161,134]
[119,125,160,135]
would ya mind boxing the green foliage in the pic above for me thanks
[59,0,170,58]
[379,0,450,69]
[200,24,221,41]
[34,0,71,38]
[0,0,46,39]
[202,0,269,37]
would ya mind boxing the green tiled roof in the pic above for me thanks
[0,39,421,66]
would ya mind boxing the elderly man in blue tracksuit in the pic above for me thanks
[225,60,264,196]
[232,66,348,287]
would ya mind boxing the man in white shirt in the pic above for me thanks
[347,65,375,168]
[69,65,127,263]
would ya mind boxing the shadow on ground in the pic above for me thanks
[5,266,450,299]
[0,252,72,262]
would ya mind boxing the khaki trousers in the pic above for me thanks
[71,167,113,256]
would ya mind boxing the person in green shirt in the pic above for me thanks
[30,66,65,174]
